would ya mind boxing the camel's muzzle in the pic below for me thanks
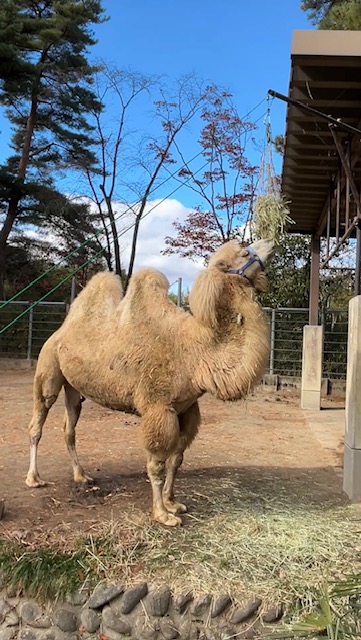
[226,246,265,284]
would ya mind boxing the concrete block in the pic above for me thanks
[301,389,321,410]
[343,444,361,501]
[301,325,323,410]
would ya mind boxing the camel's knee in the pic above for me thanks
[178,402,200,450]
[141,405,179,456]
[43,394,58,409]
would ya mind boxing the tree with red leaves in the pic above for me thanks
[163,86,257,262]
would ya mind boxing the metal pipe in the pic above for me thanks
[268,89,361,136]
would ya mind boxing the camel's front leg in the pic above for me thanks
[141,404,181,526]
[163,452,187,514]
[146,454,181,526]
[163,401,200,515]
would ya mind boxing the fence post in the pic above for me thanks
[270,308,276,375]
[177,277,182,307]
[27,307,33,360]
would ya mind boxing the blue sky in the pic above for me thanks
[0,0,312,284]
[91,0,310,157]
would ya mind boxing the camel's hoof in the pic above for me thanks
[164,501,187,514]
[25,475,47,488]
[154,512,182,527]
[74,472,94,484]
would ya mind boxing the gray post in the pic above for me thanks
[270,308,276,375]
[70,276,76,304]
[27,307,33,360]
[344,295,361,500]
[177,277,182,307]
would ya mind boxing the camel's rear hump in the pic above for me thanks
[65,272,123,324]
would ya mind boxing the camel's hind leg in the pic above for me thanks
[63,383,93,484]
[163,401,200,515]
[26,372,63,488]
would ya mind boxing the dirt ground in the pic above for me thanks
[0,369,347,541]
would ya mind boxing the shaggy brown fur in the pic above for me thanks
[25,239,273,526]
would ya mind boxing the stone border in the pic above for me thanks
[0,583,285,640]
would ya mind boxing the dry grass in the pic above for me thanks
[1,474,360,609]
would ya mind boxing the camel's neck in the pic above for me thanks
[190,287,270,401]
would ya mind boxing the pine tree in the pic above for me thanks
[0,0,106,298]
[301,0,361,29]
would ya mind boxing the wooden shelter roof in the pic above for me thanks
[282,30,361,236]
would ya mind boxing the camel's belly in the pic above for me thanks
[57,342,200,416]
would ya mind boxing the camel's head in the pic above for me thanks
[190,238,274,328]
[208,238,274,292]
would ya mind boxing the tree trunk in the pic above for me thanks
[0,95,38,297]
[0,197,20,299]
[125,213,142,291]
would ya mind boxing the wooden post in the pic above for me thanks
[309,235,320,326]
[302,235,323,410]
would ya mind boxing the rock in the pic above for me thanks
[147,585,171,617]
[80,608,101,633]
[191,595,211,622]
[237,629,257,639]
[117,583,148,614]
[0,600,11,624]
[101,606,131,635]
[0,629,16,640]
[174,592,193,613]
[132,617,159,640]
[4,610,19,627]
[20,603,50,628]
[101,628,131,640]
[188,625,200,640]
[159,619,179,639]
[230,599,262,625]
[262,605,284,623]
[87,584,124,609]
[38,630,59,640]
[52,609,78,633]
[211,595,232,618]
[18,631,37,640]
[5,588,18,599]
[219,625,236,640]
[66,586,89,606]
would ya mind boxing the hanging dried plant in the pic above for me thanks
[252,193,294,242]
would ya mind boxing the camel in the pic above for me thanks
[25,238,274,526]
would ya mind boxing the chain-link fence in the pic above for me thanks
[0,301,67,359]
[0,302,349,380]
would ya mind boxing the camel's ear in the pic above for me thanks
[213,259,230,272]
[189,269,224,327]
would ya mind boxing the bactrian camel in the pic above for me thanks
[26,239,273,526]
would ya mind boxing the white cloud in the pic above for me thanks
[117,198,204,287]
